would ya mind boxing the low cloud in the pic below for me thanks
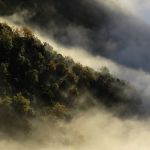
[1,2,150,148]
[1,108,150,150]
[1,0,150,72]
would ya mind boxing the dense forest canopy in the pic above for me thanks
[0,23,142,137]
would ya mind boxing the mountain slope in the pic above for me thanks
[0,23,142,136]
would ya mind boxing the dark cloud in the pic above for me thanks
[0,0,110,28]
[1,0,150,72]
[0,0,110,47]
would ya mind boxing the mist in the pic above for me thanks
[1,0,150,149]
[1,18,150,150]
[1,0,150,72]
[1,0,150,117]
[0,108,150,150]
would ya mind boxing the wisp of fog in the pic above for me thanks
[0,108,150,150]
[1,0,150,149]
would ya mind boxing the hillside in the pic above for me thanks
[0,23,142,137]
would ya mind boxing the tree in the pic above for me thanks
[99,66,110,75]
[50,102,68,118]
[12,93,32,116]
[22,27,34,38]
[0,24,13,61]
[56,63,68,76]
[0,63,8,76]
[26,69,39,84]
[72,63,83,76]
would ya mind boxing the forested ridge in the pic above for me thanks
[0,23,141,137]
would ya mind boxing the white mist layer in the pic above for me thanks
[95,0,136,14]
[1,109,150,150]
[96,0,150,24]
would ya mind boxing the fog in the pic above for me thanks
[1,0,150,71]
[0,18,150,149]
[1,0,150,149]
[0,108,150,150]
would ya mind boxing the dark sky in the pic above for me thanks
[1,0,150,72]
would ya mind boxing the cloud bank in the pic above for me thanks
[1,1,150,149]
[0,108,150,150]
[1,0,150,72]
